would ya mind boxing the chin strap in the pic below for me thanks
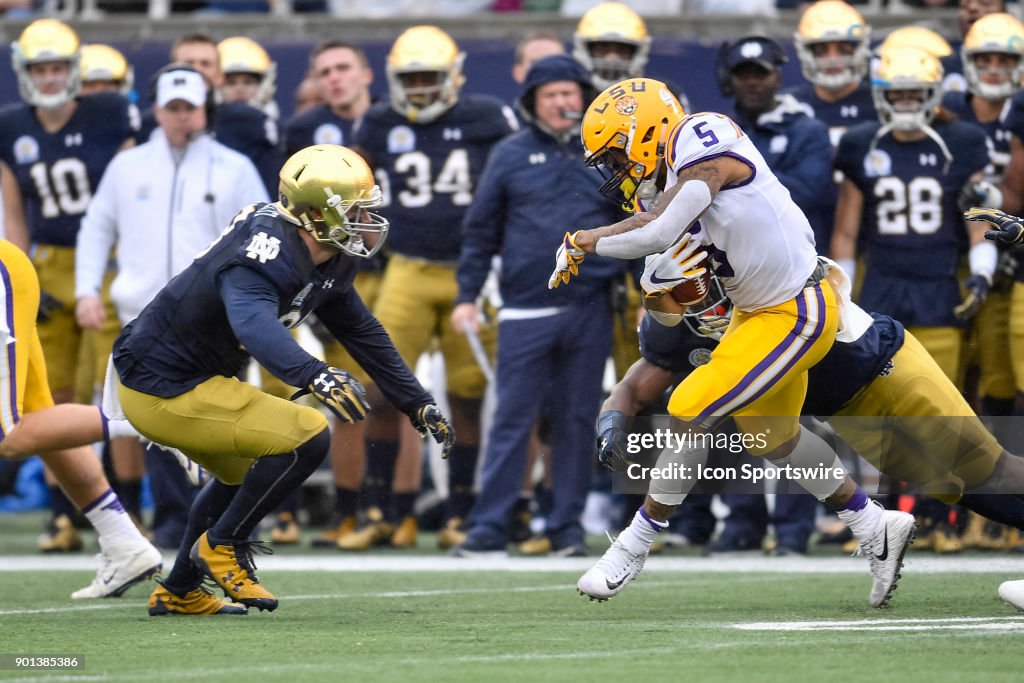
[869,121,952,175]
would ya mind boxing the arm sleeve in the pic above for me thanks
[315,287,434,414]
[217,265,327,389]
[456,154,507,304]
[75,157,121,299]
[771,120,833,212]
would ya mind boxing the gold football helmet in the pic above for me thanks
[581,78,684,210]
[962,13,1024,99]
[278,145,389,258]
[218,36,277,109]
[11,18,81,109]
[872,46,944,132]
[386,25,465,124]
[879,26,952,59]
[572,2,651,91]
[80,44,133,96]
[794,0,871,90]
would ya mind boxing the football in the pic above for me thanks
[670,258,712,306]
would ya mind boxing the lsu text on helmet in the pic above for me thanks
[278,144,389,259]
[572,2,651,91]
[581,77,684,210]
[386,25,465,124]
[962,13,1024,99]
[11,18,81,109]
[795,0,871,91]
[218,36,277,109]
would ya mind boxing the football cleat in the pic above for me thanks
[857,509,916,608]
[997,580,1024,611]
[337,508,394,551]
[437,517,467,550]
[269,512,300,545]
[576,530,649,601]
[311,515,356,548]
[190,532,278,612]
[38,514,83,553]
[390,516,418,548]
[148,582,248,616]
[71,537,163,599]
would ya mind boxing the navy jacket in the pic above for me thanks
[456,125,627,309]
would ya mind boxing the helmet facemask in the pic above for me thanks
[796,39,869,91]
[682,274,732,340]
[965,51,1023,100]
[298,185,389,259]
[585,124,664,212]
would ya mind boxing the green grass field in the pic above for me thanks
[2,559,1023,683]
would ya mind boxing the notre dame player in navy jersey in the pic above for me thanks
[341,26,515,550]
[113,145,453,616]
[832,47,993,385]
[0,19,138,550]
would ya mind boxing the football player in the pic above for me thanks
[572,1,650,93]
[0,19,139,551]
[548,78,916,608]
[348,26,516,550]
[283,41,389,549]
[218,36,277,118]
[79,44,134,97]
[787,0,877,253]
[113,145,452,616]
[0,238,162,599]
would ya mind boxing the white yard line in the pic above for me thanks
[734,615,1024,632]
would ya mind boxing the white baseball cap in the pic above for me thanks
[156,68,207,107]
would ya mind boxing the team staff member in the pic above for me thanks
[451,55,626,556]
[112,145,453,616]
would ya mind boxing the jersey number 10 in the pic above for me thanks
[29,158,91,219]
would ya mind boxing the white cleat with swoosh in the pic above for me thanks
[577,530,649,602]
[71,538,163,599]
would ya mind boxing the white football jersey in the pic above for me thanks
[665,112,818,312]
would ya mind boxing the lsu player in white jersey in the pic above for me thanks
[548,78,916,607]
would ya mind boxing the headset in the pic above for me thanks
[147,62,217,129]
[716,35,788,98]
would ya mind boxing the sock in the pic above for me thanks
[446,442,478,520]
[163,479,238,595]
[618,507,667,555]
[114,478,142,521]
[334,486,359,519]
[835,489,883,542]
[49,485,78,520]
[768,426,846,501]
[363,439,398,519]
[82,488,145,545]
[209,429,330,544]
[392,491,416,520]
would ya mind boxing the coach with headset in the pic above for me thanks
[701,36,834,556]
[73,64,268,549]
[75,63,268,329]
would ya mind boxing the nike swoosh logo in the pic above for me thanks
[102,572,117,585]
[876,532,889,562]
[648,270,681,285]
[606,577,626,590]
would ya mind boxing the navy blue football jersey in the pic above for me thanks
[283,104,358,157]
[638,311,904,416]
[215,101,283,199]
[354,95,517,262]
[113,201,431,411]
[835,119,988,327]
[942,90,1012,182]
[785,81,877,149]
[0,93,136,246]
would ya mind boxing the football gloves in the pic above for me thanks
[38,289,63,324]
[295,366,370,423]
[639,234,708,298]
[954,274,990,321]
[957,180,1003,214]
[596,410,631,472]
[410,403,455,459]
[548,230,586,289]
[964,207,1024,246]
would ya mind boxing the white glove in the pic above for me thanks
[640,233,708,296]
[548,231,586,289]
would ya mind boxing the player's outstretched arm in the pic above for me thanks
[597,359,674,472]
[965,207,1024,246]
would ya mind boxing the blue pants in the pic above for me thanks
[467,303,612,548]
[720,490,817,551]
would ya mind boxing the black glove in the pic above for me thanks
[964,207,1024,246]
[38,290,63,324]
[954,274,990,321]
[293,366,370,423]
[410,403,454,459]
[957,180,1002,213]
[596,410,631,472]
